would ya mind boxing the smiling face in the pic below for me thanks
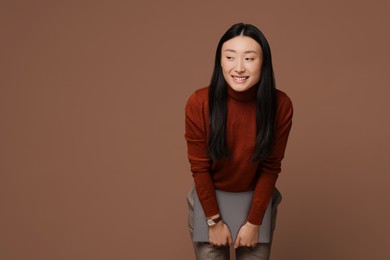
[221,36,262,92]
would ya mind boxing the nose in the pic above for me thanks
[234,60,245,73]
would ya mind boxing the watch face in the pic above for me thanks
[207,218,215,226]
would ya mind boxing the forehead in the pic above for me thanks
[222,36,261,54]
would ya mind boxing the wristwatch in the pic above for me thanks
[206,216,222,227]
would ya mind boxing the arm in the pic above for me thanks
[235,92,293,247]
[247,92,294,225]
[185,91,232,246]
[185,91,219,217]
[185,92,232,246]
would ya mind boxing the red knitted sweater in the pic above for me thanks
[185,85,293,225]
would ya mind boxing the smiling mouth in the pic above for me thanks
[232,75,249,82]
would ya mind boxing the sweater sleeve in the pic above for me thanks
[247,92,294,225]
[184,91,219,217]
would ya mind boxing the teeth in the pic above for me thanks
[233,76,248,81]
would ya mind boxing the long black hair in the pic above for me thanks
[208,23,277,162]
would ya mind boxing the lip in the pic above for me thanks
[231,75,249,83]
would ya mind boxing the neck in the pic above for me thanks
[227,84,258,102]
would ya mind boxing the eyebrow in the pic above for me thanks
[224,49,257,54]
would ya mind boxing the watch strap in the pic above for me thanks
[212,216,222,224]
[207,216,222,226]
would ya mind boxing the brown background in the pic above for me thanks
[1,0,389,259]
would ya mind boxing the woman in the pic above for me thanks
[185,23,293,259]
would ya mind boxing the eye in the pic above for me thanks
[226,56,234,60]
[245,57,255,61]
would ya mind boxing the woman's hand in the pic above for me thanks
[234,222,260,248]
[208,221,233,247]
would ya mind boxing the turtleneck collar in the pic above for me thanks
[227,84,258,102]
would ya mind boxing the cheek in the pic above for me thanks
[254,73,261,83]
[253,64,262,80]
[255,69,261,80]
[222,70,231,82]
[221,64,231,77]
[221,61,229,72]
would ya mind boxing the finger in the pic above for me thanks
[227,235,233,247]
[234,236,240,249]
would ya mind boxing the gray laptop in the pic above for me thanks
[193,189,272,243]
